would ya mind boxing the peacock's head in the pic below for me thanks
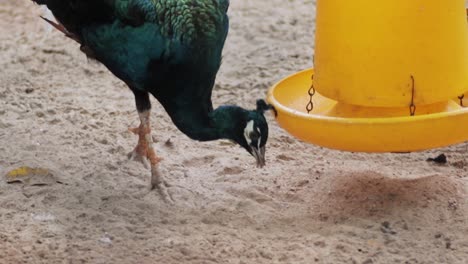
[232,100,275,168]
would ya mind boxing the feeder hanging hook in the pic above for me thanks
[306,74,316,113]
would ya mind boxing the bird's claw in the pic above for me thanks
[127,149,151,169]
[128,121,170,202]
[128,126,140,135]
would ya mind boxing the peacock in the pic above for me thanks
[31,0,273,200]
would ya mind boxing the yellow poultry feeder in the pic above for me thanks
[267,0,468,152]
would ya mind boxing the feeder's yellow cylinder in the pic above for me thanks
[314,0,468,107]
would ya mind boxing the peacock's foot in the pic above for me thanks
[128,123,173,202]
[127,148,151,169]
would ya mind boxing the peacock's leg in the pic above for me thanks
[128,110,161,169]
[128,89,172,201]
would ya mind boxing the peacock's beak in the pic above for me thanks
[251,146,266,168]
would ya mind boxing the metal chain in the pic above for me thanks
[305,75,419,115]
[306,74,316,113]
[458,94,465,107]
[409,75,416,116]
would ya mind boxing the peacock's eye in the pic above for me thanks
[249,131,260,141]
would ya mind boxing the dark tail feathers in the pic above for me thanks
[30,0,114,35]
[40,16,80,43]
[32,0,101,58]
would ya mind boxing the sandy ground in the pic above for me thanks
[1,0,467,263]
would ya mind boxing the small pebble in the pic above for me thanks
[426,154,447,164]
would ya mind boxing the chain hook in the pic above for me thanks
[306,74,316,113]
[458,94,465,107]
[409,75,416,116]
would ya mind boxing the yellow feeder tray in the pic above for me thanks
[267,69,468,153]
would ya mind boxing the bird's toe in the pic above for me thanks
[127,150,151,169]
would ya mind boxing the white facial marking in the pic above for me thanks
[254,126,262,149]
[257,135,261,149]
[244,120,255,145]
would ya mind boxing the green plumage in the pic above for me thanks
[32,0,270,166]
[112,0,229,43]
[44,0,229,135]
[34,0,234,138]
